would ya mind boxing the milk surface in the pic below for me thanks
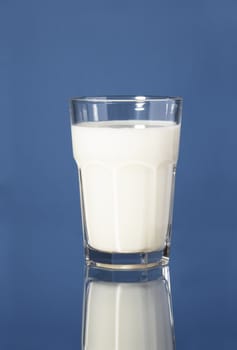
[83,279,174,350]
[71,120,180,253]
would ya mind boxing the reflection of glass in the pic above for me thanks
[82,267,175,350]
[70,96,182,268]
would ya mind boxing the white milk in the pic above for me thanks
[71,120,180,253]
[83,279,174,350]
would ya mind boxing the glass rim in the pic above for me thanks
[70,95,183,103]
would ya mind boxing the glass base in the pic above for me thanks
[85,246,170,270]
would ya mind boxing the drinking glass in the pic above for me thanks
[70,96,182,269]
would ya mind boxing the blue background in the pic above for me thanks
[1,0,237,349]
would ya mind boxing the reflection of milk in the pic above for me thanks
[72,120,180,253]
[83,276,174,350]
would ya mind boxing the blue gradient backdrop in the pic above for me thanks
[1,0,237,349]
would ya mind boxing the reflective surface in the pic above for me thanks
[83,267,175,350]
[2,242,236,350]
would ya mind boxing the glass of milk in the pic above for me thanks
[70,96,182,268]
[82,266,175,350]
